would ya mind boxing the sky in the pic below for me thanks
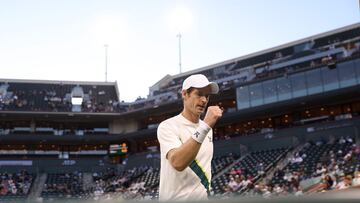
[0,0,359,102]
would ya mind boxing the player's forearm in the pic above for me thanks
[168,138,201,171]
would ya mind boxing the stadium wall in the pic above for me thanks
[109,119,139,134]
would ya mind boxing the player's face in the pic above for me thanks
[183,86,211,116]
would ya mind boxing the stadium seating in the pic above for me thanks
[271,138,360,185]
[211,147,290,196]
[0,170,35,201]
[0,82,120,113]
[212,153,239,176]
[41,172,85,200]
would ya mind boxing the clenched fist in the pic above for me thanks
[203,106,223,128]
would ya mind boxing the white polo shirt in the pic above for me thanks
[157,114,213,201]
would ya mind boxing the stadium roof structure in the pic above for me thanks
[0,78,117,86]
[151,22,360,89]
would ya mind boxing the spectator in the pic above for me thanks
[338,136,346,144]
[257,162,265,176]
[228,176,240,191]
[335,174,351,190]
[273,183,283,195]
[240,175,252,189]
[323,174,334,190]
[345,136,353,143]
[353,171,360,186]
[229,167,242,175]
[221,185,233,199]
[344,151,352,162]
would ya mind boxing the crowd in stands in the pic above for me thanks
[212,148,290,198]
[81,88,122,113]
[0,83,121,113]
[41,171,85,200]
[0,87,72,112]
[0,170,34,201]
[215,137,360,199]
[86,166,157,201]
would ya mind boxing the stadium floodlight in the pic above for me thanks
[104,44,108,82]
[167,5,193,73]
[177,33,182,73]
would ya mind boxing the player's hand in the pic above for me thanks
[203,106,223,128]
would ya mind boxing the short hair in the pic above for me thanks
[181,87,194,103]
[186,87,194,94]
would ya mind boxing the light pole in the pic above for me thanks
[104,44,109,82]
[176,33,182,73]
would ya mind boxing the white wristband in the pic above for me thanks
[191,122,211,143]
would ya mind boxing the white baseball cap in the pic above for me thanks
[182,74,219,94]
